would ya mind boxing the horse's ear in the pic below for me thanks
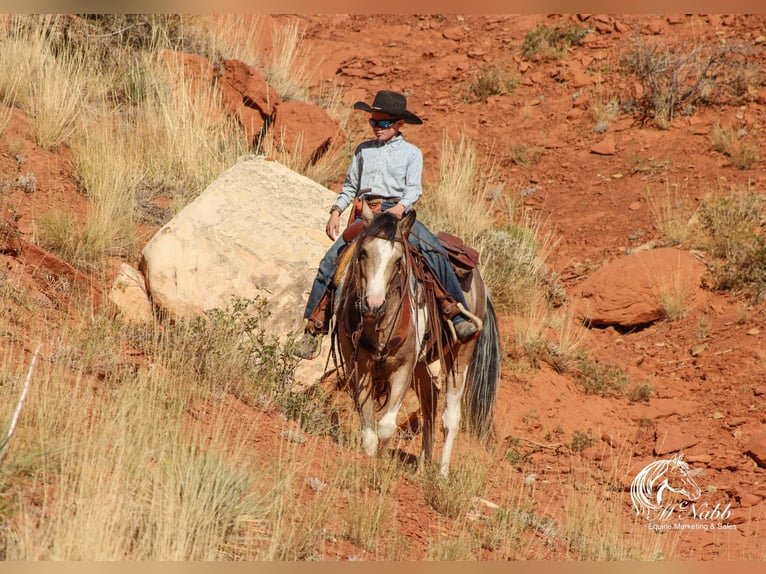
[361,200,375,224]
[399,208,416,237]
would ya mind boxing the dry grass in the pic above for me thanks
[645,182,697,247]
[265,19,313,102]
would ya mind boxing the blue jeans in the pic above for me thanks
[303,205,469,323]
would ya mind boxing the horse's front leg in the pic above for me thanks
[356,370,379,457]
[376,364,412,453]
[440,364,469,476]
[414,363,437,469]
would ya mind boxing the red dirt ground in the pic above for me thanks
[2,14,766,561]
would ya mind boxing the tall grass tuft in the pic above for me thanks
[265,20,313,102]
[645,183,696,247]
[131,52,248,211]
[419,131,561,313]
[698,184,766,298]
[418,130,497,246]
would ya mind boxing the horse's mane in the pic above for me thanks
[361,211,400,242]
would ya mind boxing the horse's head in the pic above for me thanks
[355,201,415,317]
[663,453,702,502]
[631,453,703,516]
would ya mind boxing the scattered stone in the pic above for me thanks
[590,135,616,155]
[442,27,466,40]
[569,69,591,88]
[642,20,664,35]
[744,431,766,467]
[472,497,501,510]
[737,492,763,508]
[219,58,281,145]
[108,264,154,325]
[685,453,712,464]
[654,427,700,456]
[691,343,709,357]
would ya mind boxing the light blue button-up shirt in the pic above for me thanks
[333,134,423,214]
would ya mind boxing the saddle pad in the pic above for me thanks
[334,240,356,287]
[436,231,480,270]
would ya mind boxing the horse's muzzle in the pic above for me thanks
[360,297,387,318]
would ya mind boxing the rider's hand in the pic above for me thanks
[385,203,406,219]
[326,210,341,240]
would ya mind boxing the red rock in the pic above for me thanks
[219,59,282,145]
[574,247,707,328]
[744,431,766,467]
[654,427,700,456]
[271,101,344,164]
[442,27,466,41]
[590,135,616,155]
[569,69,591,88]
[738,492,763,508]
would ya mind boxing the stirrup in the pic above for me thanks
[446,303,483,343]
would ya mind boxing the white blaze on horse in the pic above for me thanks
[331,201,500,476]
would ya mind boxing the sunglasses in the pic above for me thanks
[369,118,400,129]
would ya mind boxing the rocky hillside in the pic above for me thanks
[2,14,766,560]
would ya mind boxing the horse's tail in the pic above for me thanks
[465,295,500,441]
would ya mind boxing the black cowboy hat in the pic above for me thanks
[353,90,423,125]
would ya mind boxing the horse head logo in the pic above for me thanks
[630,453,703,518]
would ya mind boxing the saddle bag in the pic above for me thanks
[436,231,480,280]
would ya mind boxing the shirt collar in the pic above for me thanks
[373,133,404,148]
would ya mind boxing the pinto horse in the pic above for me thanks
[331,201,500,476]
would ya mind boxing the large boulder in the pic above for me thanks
[573,247,707,327]
[140,155,345,358]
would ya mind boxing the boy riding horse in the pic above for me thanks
[294,90,480,359]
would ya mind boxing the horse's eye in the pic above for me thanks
[359,249,367,260]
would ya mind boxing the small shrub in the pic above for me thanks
[698,186,762,258]
[569,430,596,453]
[509,144,543,167]
[575,357,629,397]
[427,536,479,560]
[621,41,751,128]
[522,23,587,60]
[710,122,736,153]
[468,65,518,101]
[34,209,109,272]
[627,381,653,403]
[15,174,36,193]
[728,141,760,170]
[591,98,619,133]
